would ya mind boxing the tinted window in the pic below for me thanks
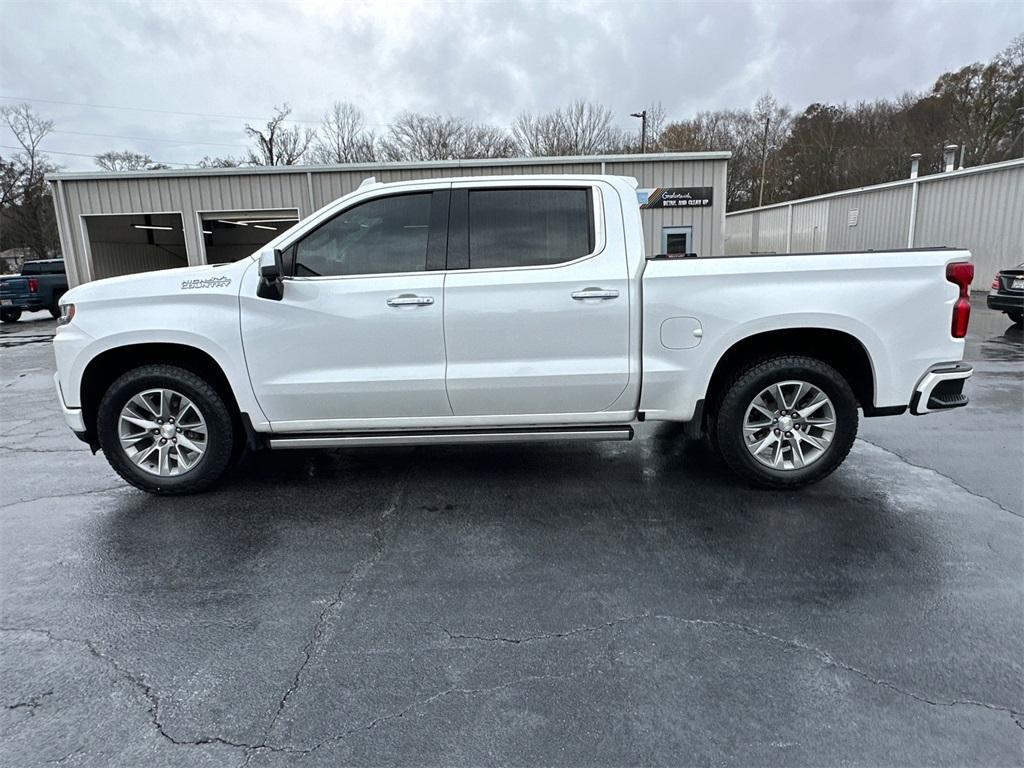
[666,232,688,254]
[467,188,593,269]
[294,193,431,277]
[21,262,63,275]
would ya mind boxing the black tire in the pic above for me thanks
[1008,311,1023,327]
[97,365,235,494]
[49,290,66,319]
[713,355,858,489]
[0,308,21,323]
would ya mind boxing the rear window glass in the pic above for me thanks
[467,188,594,270]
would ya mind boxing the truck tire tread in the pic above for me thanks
[713,355,858,489]
[97,364,235,495]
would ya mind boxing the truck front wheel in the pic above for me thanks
[96,365,235,494]
[712,356,858,489]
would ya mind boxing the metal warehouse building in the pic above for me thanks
[724,158,1024,283]
[47,152,730,287]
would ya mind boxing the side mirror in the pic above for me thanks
[257,248,284,301]
[259,248,282,278]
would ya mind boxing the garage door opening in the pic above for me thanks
[82,213,187,280]
[200,210,300,264]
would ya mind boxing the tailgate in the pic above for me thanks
[0,278,28,298]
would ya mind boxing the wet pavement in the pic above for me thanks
[1,301,1021,767]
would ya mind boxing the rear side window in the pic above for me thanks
[294,193,432,277]
[467,188,594,270]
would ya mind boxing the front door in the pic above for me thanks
[442,184,631,417]
[241,189,452,430]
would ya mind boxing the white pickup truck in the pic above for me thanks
[53,174,974,494]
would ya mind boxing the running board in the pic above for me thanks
[268,425,634,450]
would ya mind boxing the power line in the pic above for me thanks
[0,144,195,167]
[0,94,396,128]
[50,129,248,149]
[0,94,321,125]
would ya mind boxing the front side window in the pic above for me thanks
[467,188,594,270]
[294,193,432,277]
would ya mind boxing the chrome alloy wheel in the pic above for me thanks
[742,380,836,471]
[118,388,208,477]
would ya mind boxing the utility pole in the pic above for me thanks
[758,114,770,207]
[630,110,647,154]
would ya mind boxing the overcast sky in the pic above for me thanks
[2,0,1021,170]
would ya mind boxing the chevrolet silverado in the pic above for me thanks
[52,175,974,494]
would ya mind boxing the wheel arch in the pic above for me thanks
[703,328,879,427]
[79,343,244,444]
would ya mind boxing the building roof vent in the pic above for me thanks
[909,153,922,179]
[943,145,958,173]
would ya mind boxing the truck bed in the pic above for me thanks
[639,247,971,421]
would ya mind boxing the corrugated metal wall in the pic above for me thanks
[603,158,726,258]
[913,164,1024,285]
[723,159,1024,285]
[52,156,729,286]
[88,242,187,280]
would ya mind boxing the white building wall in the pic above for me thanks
[724,158,1024,285]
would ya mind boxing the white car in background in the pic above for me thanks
[53,174,974,494]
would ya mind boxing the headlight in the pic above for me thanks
[57,303,75,326]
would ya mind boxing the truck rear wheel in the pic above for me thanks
[713,355,858,489]
[49,289,66,319]
[1,308,21,323]
[96,365,235,495]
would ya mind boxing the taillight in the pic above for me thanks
[991,274,1000,291]
[946,261,973,339]
[27,278,38,293]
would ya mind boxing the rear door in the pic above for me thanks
[442,182,631,417]
[240,186,452,430]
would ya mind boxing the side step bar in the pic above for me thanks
[269,425,634,450]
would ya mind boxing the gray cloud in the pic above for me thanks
[1,0,1020,169]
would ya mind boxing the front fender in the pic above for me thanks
[54,288,268,429]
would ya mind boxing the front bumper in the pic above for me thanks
[986,292,1024,313]
[910,363,973,415]
[54,372,86,433]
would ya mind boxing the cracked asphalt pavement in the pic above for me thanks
[1,302,1022,767]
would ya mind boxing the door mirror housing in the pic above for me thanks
[259,248,282,279]
[257,248,284,301]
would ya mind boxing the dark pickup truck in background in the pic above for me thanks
[0,259,69,323]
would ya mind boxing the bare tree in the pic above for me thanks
[0,155,25,209]
[312,102,377,164]
[94,150,169,171]
[513,100,622,156]
[0,104,60,259]
[244,104,315,166]
[379,112,516,161]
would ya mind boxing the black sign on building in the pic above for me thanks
[641,187,713,209]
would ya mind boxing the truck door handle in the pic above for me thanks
[571,288,619,300]
[386,294,435,307]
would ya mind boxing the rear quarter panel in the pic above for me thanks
[640,249,970,421]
